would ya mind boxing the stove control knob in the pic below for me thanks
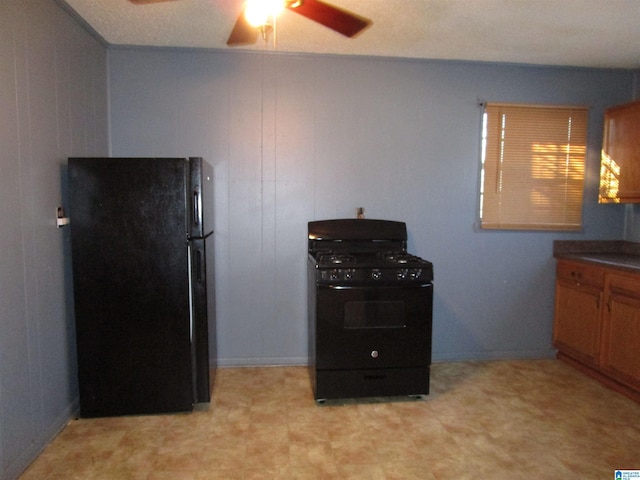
[330,269,339,280]
[410,268,422,279]
[397,268,408,280]
[371,350,379,358]
[344,269,353,280]
[371,269,382,280]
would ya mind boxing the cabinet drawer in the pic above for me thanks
[556,261,604,288]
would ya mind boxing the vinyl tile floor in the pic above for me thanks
[19,359,640,480]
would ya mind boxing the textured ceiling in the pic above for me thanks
[61,0,640,69]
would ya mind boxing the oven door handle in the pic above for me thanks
[325,283,432,290]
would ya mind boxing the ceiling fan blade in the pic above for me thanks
[287,0,371,38]
[227,6,259,46]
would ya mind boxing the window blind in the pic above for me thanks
[480,103,588,231]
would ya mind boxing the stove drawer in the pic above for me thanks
[314,284,432,370]
[315,366,430,400]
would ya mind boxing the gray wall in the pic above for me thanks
[108,48,635,366]
[0,1,108,479]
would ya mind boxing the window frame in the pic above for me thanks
[477,102,589,232]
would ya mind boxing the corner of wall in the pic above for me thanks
[106,48,113,156]
[623,204,640,242]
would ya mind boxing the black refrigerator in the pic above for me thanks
[68,157,216,417]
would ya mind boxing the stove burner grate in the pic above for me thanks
[378,251,423,265]
[316,253,356,265]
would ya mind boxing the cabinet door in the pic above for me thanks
[553,280,602,367]
[600,100,640,203]
[601,274,640,390]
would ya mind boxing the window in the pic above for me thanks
[479,103,588,231]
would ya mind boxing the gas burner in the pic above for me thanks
[379,251,415,265]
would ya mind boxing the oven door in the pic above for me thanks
[315,283,433,370]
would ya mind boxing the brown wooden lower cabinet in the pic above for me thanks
[600,273,640,392]
[554,259,640,403]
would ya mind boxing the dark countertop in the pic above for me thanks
[553,240,640,273]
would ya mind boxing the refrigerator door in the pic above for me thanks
[188,157,215,403]
[69,157,194,417]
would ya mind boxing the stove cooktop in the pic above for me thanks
[308,219,433,285]
[315,251,430,268]
[311,250,433,284]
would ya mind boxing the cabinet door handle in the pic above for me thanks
[604,294,611,313]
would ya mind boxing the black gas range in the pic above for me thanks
[307,219,434,401]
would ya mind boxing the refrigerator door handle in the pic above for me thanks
[193,189,200,226]
[188,247,194,344]
[196,249,203,284]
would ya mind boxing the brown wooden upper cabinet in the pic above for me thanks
[599,100,640,203]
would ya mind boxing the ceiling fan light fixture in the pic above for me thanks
[259,24,274,41]
[244,0,284,28]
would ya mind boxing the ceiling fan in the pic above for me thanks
[227,0,371,46]
[128,0,371,46]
